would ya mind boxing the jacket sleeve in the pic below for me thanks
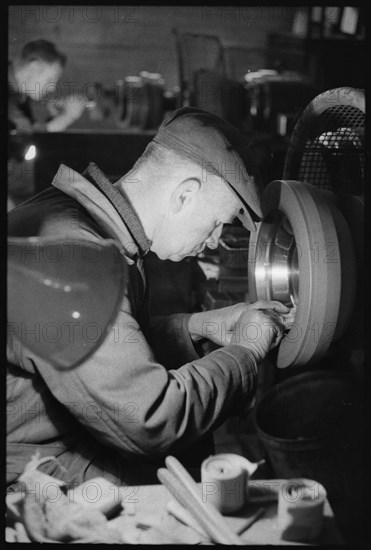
[146,314,202,369]
[22,293,258,458]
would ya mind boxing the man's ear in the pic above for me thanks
[171,178,201,214]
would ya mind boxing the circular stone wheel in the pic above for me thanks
[248,180,356,369]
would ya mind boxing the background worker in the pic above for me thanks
[8,39,86,208]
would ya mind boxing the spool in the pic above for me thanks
[278,478,326,541]
[201,454,256,514]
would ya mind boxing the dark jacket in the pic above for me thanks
[7,164,257,488]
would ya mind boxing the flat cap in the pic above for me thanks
[152,107,264,231]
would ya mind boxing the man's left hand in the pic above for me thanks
[188,300,292,347]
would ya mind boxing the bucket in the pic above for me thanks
[255,369,363,542]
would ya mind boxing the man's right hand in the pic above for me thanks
[232,301,290,363]
[46,95,86,132]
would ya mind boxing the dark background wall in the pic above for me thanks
[8,5,295,92]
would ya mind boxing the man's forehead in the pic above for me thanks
[39,60,62,73]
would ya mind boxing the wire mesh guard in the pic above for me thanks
[284,89,365,195]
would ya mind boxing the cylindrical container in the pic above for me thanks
[139,71,165,130]
[278,478,326,541]
[122,76,148,129]
[201,454,255,514]
[255,369,363,541]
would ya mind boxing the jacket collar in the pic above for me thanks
[51,164,148,265]
[83,163,151,258]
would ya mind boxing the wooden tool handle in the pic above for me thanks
[157,468,243,545]
[158,459,244,545]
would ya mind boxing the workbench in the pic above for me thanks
[32,129,155,192]
[112,479,344,545]
[6,476,345,544]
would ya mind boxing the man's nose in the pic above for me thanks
[206,225,223,249]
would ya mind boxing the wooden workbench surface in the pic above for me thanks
[120,479,344,545]
[6,478,344,544]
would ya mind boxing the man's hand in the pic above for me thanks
[46,95,86,132]
[232,305,291,364]
[188,300,292,348]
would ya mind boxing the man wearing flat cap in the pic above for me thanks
[7,108,291,488]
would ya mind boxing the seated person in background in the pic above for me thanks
[8,39,86,208]
[8,39,86,132]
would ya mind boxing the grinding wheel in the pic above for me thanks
[248,180,357,368]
